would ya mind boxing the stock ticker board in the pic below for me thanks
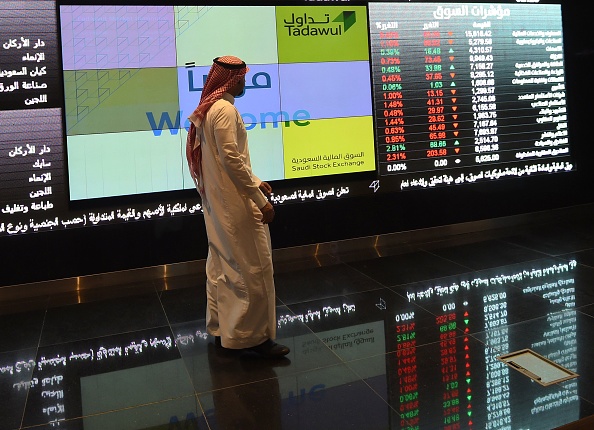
[369,3,571,190]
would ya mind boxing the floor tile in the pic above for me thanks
[273,253,339,274]
[568,248,594,269]
[501,221,594,256]
[0,348,37,430]
[577,304,594,317]
[199,363,392,430]
[172,306,343,394]
[20,395,207,430]
[21,326,194,428]
[328,241,420,265]
[0,297,49,316]
[274,263,385,305]
[285,289,439,361]
[155,272,207,294]
[44,281,158,309]
[0,309,45,353]
[346,250,470,287]
[159,284,207,325]
[420,238,549,271]
[40,292,168,346]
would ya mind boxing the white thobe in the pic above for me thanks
[199,92,276,349]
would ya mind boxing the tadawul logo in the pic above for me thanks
[283,11,357,36]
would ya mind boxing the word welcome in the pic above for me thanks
[146,109,311,136]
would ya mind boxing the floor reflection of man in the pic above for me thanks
[206,344,286,429]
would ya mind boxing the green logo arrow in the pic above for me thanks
[333,11,356,32]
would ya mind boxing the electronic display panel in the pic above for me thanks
[368,2,571,190]
[60,5,375,200]
[0,0,578,239]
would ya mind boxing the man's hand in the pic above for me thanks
[259,181,272,196]
[260,201,275,224]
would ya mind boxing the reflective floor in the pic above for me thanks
[2,204,594,429]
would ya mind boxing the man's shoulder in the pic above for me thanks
[211,98,237,115]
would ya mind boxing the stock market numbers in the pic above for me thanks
[436,304,465,429]
[369,2,572,190]
[395,314,419,428]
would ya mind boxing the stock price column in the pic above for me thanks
[436,308,461,429]
[395,315,420,428]
[370,4,463,180]
[424,29,455,170]
[370,18,407,175]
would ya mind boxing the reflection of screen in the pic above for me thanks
[393,258,580,429]
[0,0,577,238]
[60,5,375,200]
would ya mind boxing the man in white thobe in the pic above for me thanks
[186,56,289,358]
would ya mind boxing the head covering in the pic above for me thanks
[186,56,249,193]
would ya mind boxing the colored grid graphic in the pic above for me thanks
[61,5,375,201]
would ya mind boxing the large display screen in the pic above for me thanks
[369,2,571,189]
[61,5,375,200]
[0,0,575,237]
